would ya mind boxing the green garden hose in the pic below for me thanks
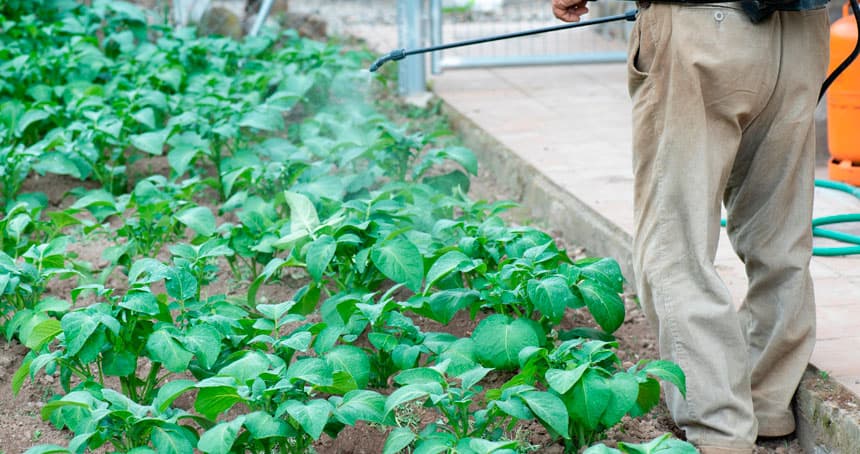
[719,180,860,256]
[811,179,860,256]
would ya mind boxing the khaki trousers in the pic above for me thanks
[628,3,829,451]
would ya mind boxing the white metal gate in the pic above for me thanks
[428,0,632,73]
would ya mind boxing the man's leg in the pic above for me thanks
[629,3,781,451]
[723,8,829,438]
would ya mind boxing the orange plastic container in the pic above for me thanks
[827,3,860,185]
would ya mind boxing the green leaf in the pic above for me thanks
[334,390,386,426]
[384,383,443,416]
[41,391,94,427]
[33,153,83,179]
[438,338,479,376]
[165,266,198,302]
[167,143,201,176]
[284,191,319,234]
[600,372,640,427]
[146,329,193,373]
[183,324,222,369]
[306,235,336,282]
[493,396,534,420]
[102,350,136,377]
[61,312,99,357]
[519,390,569,439]
[423,170,470,195]
[175,206,216,237]
[567,369,611,431]
[278,331,312,352]
[582,444,621,454]
[394,368,447,387]
[392,344,423,371]
[578,280,625,334]
[256,300,296,324]
[457,366,493,390]
[97,117,123,139]
[424,251,471,292]
[120,292,160,315]
[579,258,624,293]
[369,332,398,352]
[156,67,183,91]
[244,411,289,439]
[239,105,285,132]
[126,449,156,454]
[546,363,588,394]
[371,236,424,293]
[12,358,32,396]
[151,424,195,454]
[640,360,686,398]
[132,108,156,129]
[286,357,333,387]
[218,352,270,383]
[195,385,242,420]
[326,345,371,390]
[420,289,480,325]
[16,109,50,136]
[128,258,168,285]
[630,378,661,418]
[471,315,543,370]
[383,427,416,454]
[559,327,615,342]
[154,379,196,412]
[280,399,332,440]
[619,434,698,454]
[528,276,574,323]
[23,445,71,454]
[198,417,245,454]
[463,438,519,453]
[440,146,478,175]
[25,318,62,350]
[130,128,170,155]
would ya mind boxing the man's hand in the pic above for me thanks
[552,0,590,22]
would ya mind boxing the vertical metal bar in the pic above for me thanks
[249,0,276,36]
[430,0,442,74]
[397,0,427,96]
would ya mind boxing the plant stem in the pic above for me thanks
[140,362,162,403]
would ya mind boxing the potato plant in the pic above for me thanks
[0,2,692,453]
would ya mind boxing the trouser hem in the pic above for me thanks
[756,412,796,437]
[696,444,754,454]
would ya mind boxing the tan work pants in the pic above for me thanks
[628,3,829,452]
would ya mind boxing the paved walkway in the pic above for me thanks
[430,64,860,397]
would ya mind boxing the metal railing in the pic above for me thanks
[287,0,631,95]
[428,0,631,73]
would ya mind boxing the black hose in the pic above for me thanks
[820,0,860,101]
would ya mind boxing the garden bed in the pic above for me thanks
[0,1,812,453]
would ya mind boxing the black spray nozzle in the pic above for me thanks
[368,10,639,73]
[369,48,407,72]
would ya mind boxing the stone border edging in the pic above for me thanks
[436,96,860,454]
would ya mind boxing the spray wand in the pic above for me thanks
[368,9,637,72]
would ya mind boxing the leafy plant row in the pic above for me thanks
[0,1,695,453]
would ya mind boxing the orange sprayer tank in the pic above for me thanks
[828,2,860,185]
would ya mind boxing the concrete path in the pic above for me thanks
[430,64,860,398]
